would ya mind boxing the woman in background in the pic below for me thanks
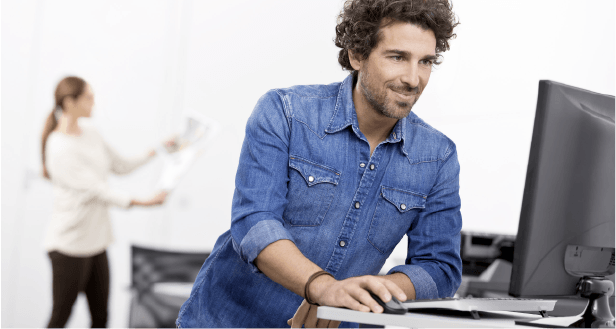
[41,76,169,328]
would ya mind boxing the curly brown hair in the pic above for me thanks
[335,0,459,76]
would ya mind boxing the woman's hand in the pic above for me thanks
[162,135,180,153]
[147,136,179,157]
[130,191,168,207]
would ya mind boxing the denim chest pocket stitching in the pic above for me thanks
[381,187,427,212]
[288,156,340,186]
[368,186,427,254]
[284,156,341,226]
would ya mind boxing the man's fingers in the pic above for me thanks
[305,304,318,328]
[361,276,406,306]
[291,300,311,328]
[350,287,383,313]
[341,293,371,313]
[287,319,292,326]
[381,278,407,301]
[363,279,392,302]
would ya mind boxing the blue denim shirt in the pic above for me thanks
[177,74,462,328]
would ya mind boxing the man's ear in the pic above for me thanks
[348,50,362,71]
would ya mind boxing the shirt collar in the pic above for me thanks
[387,117,405,143]
[325,74,406,145]
[325,74,356,134]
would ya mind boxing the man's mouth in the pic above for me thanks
[391,88,418,98]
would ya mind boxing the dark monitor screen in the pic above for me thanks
[509,80,615,297]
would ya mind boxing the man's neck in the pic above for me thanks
[352,78,398,155]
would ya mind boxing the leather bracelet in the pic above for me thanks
[304,270,334,305]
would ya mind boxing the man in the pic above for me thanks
[177,0,461,327]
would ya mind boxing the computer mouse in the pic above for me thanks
[369,292,407,315]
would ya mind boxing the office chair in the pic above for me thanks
[128,245,209,328]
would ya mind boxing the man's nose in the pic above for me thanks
[400,63,420,89]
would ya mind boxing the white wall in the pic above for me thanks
[2,0,614,327]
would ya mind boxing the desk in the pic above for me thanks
[317,306,543,328]
[151,282,193,298]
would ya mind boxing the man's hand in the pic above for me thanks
[287,300,341,328]
[254,240,413,327]
[310,275,407,313]
[287,275,406,328]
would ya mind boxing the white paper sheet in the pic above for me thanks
[155,109,221,191]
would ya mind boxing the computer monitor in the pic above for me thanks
[509,80,615,325]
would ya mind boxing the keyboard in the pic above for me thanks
[402,297,556,316]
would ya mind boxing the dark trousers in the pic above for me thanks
[47,250,109,328]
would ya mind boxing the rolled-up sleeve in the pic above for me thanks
[387,142,463,299]
[230,90,295,272]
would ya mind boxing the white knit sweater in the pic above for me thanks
[44,120,152,256]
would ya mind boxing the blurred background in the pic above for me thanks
[2,0,614,327]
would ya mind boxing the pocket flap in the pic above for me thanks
[289,156,340,187]
[381,186,426,213]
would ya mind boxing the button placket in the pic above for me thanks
[325,141,385,274]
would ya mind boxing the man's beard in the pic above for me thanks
[359,72,420,120]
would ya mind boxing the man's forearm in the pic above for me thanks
[254,239,323,298]
[254,239,416,302]
[383,272,416,300]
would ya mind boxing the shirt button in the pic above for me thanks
[308,176,314,182]
[400,204,407,210]
[370,164,375,170]
[393,132,397,139]
[354,202,360,209]
[339,241,346,247]
[360,163,365,168]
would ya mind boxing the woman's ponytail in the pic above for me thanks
[41,108,59,179]
[41,76,86,179]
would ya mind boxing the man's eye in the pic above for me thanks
[420,59,434,66]
[391,56,403,62]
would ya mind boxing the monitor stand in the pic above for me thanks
[567,277,615,328]
[515,278,614,328]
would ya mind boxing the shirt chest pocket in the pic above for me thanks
[283,156,340,226]
[368,186,426,254]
